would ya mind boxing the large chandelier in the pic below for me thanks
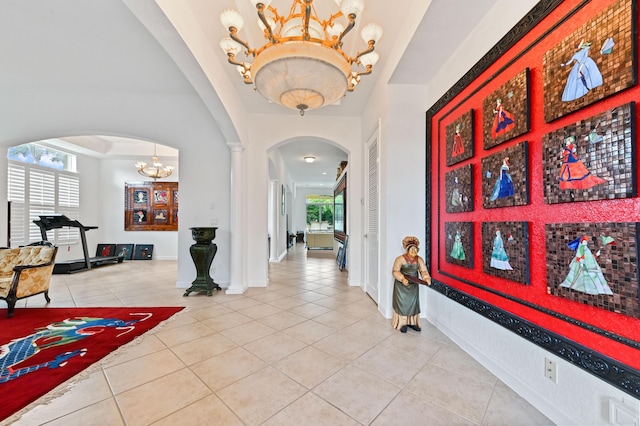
[135,144,174,180]
[219,0,383,116]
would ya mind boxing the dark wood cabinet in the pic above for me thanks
[125,182,178,231]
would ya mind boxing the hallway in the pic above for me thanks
[8,243,553,425]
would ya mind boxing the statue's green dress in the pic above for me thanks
[392,260,421,329]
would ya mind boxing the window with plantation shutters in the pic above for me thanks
[8,162,80,247]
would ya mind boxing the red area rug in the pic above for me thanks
[0,306,184,421]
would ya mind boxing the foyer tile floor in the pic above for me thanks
[6,244,553,425]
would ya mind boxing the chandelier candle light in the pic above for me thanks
[219,0,383,116]
[135,144,174,180]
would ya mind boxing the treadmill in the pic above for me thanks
[33,214,123,274]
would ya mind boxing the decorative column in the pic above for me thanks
[226,143,246,294]
[269,180,279,262]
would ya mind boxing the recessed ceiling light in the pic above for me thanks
[304,156,315,163]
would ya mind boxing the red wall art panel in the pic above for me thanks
[426,0,640,398]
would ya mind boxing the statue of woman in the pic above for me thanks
[391,236,431,333]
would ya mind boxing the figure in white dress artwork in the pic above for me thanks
[490,229,513,270]
[561,39,604,102]
[560,236,614,295]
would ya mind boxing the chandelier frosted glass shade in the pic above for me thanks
[219,0,382,115]
[253,42,351,114]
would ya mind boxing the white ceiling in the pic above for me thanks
[3,0,525,188]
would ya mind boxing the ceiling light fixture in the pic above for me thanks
[304,156,316,163]
[135,144,174,180]
[219,0,383,116]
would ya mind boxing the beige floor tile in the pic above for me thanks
[313,310,362,329]
[262,392,359,426]
[313,330,376,361]
[10,370,114,426]
[243,331,307,363]
[274,345,347,389]
[151,394,244,426]
[171,332,238,365]
[187,304,233,321]
[430,343,498,385]
[116,369,211,426]
[238,302,283,319]
[103,334,167,367]
[191,347,266,391]
[258,310,307,330]
[217,366,307,426]
[44,398,124,426]
[482,381,554,425]
[282,319,335,344]
[288,302,332,319]
[354,344,428,387]
[201,311,253,332]
[372,390,476,426]
[406,363,495,423]
[104,349,185,394]
[220,321,276,345]
[313,365,401,425]
[154,321,215,347]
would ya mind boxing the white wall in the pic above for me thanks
[98,157,179,261]
[244,114,363,288]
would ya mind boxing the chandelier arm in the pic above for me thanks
[229,29,255,56]
[348,65,373,91]
[256,4,277,44]
[302,0,312,41]
[226,54,254,84]
[353,41,376,64]
[337,13,356,46]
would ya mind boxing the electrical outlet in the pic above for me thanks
[545,357,558,383]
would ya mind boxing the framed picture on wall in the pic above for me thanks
[482,221,530,285]
[125,182,178,231]
[445,164,473,213]
[546,222,639,317]
[445,109,474,166]
[482,68,530,149]
[481,141,529,209]
[542,102,637,204]
[543,0,637,122]
[445,222,473,269]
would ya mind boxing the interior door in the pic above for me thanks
[364,126,380,303]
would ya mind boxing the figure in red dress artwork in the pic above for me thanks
[452,123,464,157]
[559,136,606,190]
[491,98,515,139]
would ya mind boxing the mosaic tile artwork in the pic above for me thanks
[543,0,636,122]
[445,222,473,269]
[445,164,473,213]
[445,109,474,166]
[482,221,529,284]
[542,102,636,204]
[546,222,639,318]
[481,141,529,209]
[482,69,530,149]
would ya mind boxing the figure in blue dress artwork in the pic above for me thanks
[490,157,514,201]
[561,39,603,102]
[560,236,613,295]
[450,230,465,261]
[490,229,513,270]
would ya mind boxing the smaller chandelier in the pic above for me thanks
[219,0,383,115]
[135,144,174,180]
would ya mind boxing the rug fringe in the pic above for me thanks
[1,307,187,425]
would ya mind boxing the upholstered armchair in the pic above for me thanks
[0,242,58,317]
